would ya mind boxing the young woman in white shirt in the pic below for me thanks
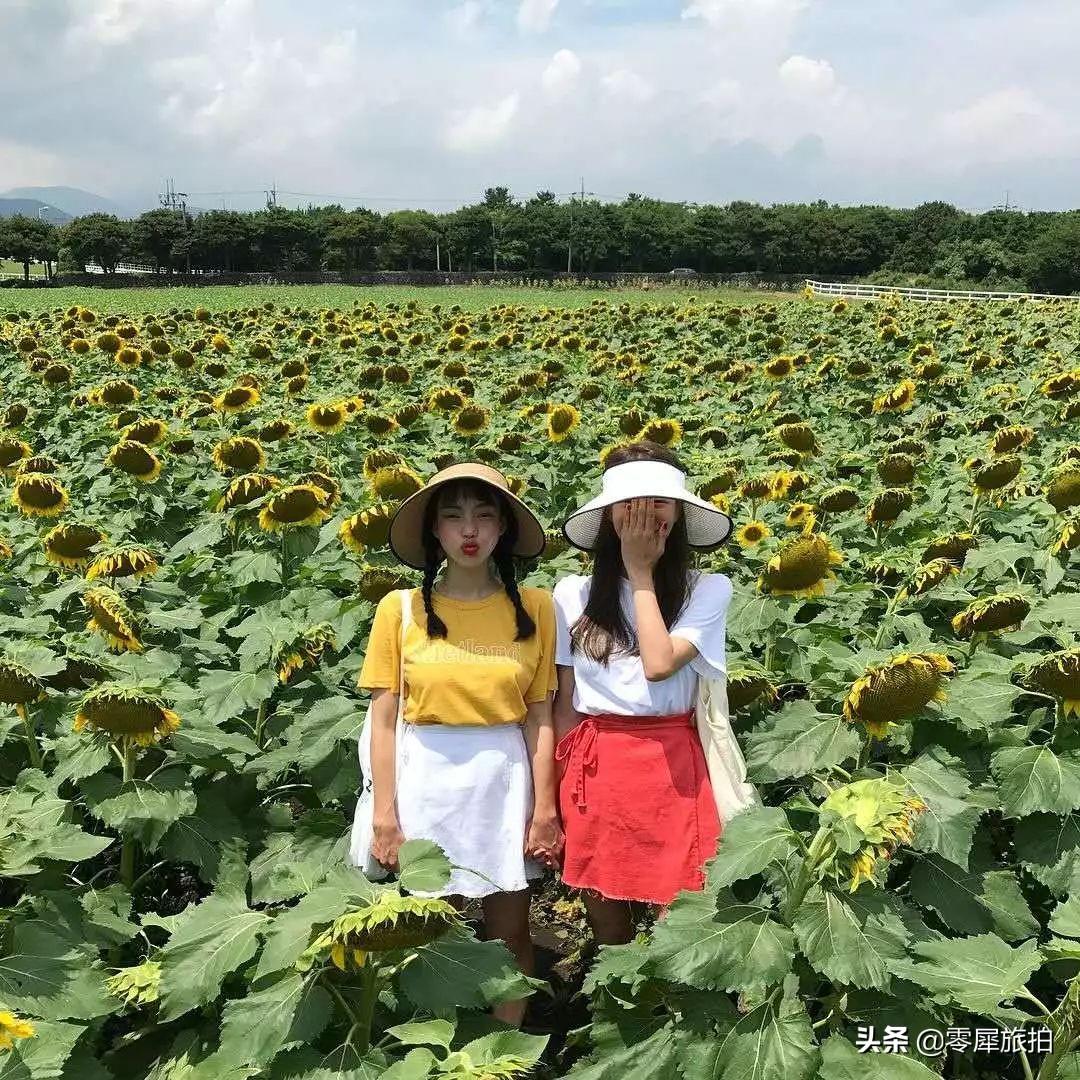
[551,441,734,945]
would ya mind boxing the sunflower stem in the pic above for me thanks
[254,701,269,749]
[354,963,379,1054]
[968,491,981,533]
[873,594,901,649]
[120,737,137,889]
[781,829,829,926]
[322,974,363,1028]
[17,704,42,770]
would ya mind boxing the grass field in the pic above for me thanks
[0,259,45,279]
[0,282,796,314]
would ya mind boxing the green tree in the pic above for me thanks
[0,215,60,281]
[1026,215,1080,294]
[320,209,383,274]
[132,209,191,274]
[60,213,133,274]
[381,210,440,270]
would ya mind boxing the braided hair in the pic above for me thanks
[419,477,537,641]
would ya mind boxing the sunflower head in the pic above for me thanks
[260,417,295,442]
[758,533,844,597]
[784,503,817,532]
[1045,466,1080,512]
[0,1010,36,1049]
[258,484,332,533]
[547,404,582,442]
[866,488,913,525]
[105,960,162,1008]
[109,441,162,483]
[83,587,142,653]
[217,472,279,511]
[12,472,69,518]
[843,652,955,738]
[214,385,261,414]
[306,401,347,434]
[819,777,928,892]
[736,520,771,548]
[41,522,107,569]
[817,485,859,514]
[951,592,1031,638]
[775,422,819,455]
[75,685,179,746]
[638,418,683,447]
[86,546,159,582]
[896,558,959,602]
[121,418,168,446]
[212,436,265,474]
[300,893,461,973]
[429,386,467,412]
[764,354,794,379]
[921,532,978,567]
[872,378,917,413]
[737,474,775,501]
[100,380,139,406]
[274,623,337,684]
[726,669,780,711]
[1025,648,1080,718]
[371,465,424,501]
[990,424,1034,455]
[1054,516,1080,555]
[0,658,47,706]
[969,454,1022,494]
[451,403,490,437]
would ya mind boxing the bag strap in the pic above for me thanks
[396,589,411,721]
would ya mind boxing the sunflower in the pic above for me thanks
[1025,648,1080,718]
[0,437,32,472]
[258,484,332,533]
[86,546,159,582]
[1053,516,1080,555]
[921,532,978,567]
[877,453,917,487]
[866,488,912,526]
[300,894,461,973]
[108,441,163,483]
[83,587,142,652]
[758,533,844,597]
[547,404,581,442]
[106,960,162,1007]
[121,418,168,446]
[784,503,816,532]
[0,1010,36,1050]
[990,424,1034,455]
[843,652,955,738]
[212,436,265,473]
[371,465,424,501]
[726,669,780,711]
[363,449,404,480]
[951,593,1031,638]
[816,486,859,514]
[74,685,180,746]
[896,558,960,602]
[967,455,1022,494]
[0,536,11,560]
[1045,466,1080,512]
[274,623,337,684]
[737,474,775,501]
[451,403,490,437]
[358,564,415,603]
[12,472,68,518]
[217,472,279,511]
[260,417,295,442]
[736,520,771,548]
[775,422,819,455]
[296,471,340,508]
[214,385,260,414]
[306,401,347,434]
[638,418,683,447]
[0,658,47,706]
[339,504,396,553]
[872,378,917,413]
[763,354,794,379]
[818,778,928,893]
[429,386,467,412]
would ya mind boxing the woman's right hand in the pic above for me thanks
[371,812,406,871]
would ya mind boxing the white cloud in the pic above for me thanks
[700,77,741,111]
[600,68,654,104]
[517,0,558,34]
[444,93,520,151]
[682,0,807,32]
[937,88,1076,165]
[778,55,836,95]
[542,48,581,97]
[446,1,483,36]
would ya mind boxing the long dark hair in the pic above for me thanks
[419,476,537,641]
[569,441,695,665]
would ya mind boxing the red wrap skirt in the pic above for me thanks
[555,708,722,905]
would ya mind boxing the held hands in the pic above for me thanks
[371,811,406,872]
[525,810,565,870]
[616,497,668,579]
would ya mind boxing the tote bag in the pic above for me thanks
[348,588,412,879]
[694,672,760,826]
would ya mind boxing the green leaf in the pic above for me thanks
[0,922,115,1020]
[745,701,860,783]
[384,1019,455,1050]
[1049,893,1080,939]
[1014,812,1080,896]
[991,745,1080,817]
[887,933,1042,1015]
[647,888,795,994]
[168,518,225,560]
[900,750,983,869]
[379,1048,438,1080]
[398,927,536,1011]
[454,1030,548,1068]
[565,1023,682,1080]
[157,886,270,1021]
[80,885,140,947]
[705,805,799,888]
[792,885,910,991]
[249,810,349,904]
[80,767,197,851]
[211,972,331,1072]
[397,838,453,894]
[1031,593,1080,628]
[908,851,1038,942]
[195,667,278,726]
[0,784,113,876]
[941,664,1021,733]
[0,1019,85,1080]
[160,784,247,880]
[229,550,282,586]
[817,1033,941,1078]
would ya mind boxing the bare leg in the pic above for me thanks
[480,889,534,1027]
[582,891,636,945]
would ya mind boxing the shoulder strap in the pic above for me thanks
[397,589,411,717]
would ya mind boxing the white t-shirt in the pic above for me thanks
[553,571,733,716]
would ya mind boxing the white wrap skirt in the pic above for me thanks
[396,721,544,899]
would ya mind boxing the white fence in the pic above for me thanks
[806,279,1079,303]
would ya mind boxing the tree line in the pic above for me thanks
[2,186,1079,293]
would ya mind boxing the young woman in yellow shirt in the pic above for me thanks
[355,462,563,1026]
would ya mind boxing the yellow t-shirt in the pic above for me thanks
[357,586,557,726]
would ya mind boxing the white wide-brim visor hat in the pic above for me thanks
[562,460,734,551]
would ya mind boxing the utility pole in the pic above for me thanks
[436,238,440,271]
[265,183,278,209]
[491,213,498,271]
[566,177,595,275]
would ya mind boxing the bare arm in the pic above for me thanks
[369,687,405,869]
[552,664,585,742]
[628,575,701,681]
[523,693,563,867]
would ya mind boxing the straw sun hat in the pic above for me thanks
[562,460,734,551]
[387,462,547,570]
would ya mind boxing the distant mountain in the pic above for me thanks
[0,186,122,218]
[0,199,71,224]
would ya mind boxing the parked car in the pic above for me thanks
[669,268,698,278]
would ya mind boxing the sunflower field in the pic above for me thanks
[0,288,1079,1079]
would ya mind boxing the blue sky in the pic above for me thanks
[1,0,1078,214]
